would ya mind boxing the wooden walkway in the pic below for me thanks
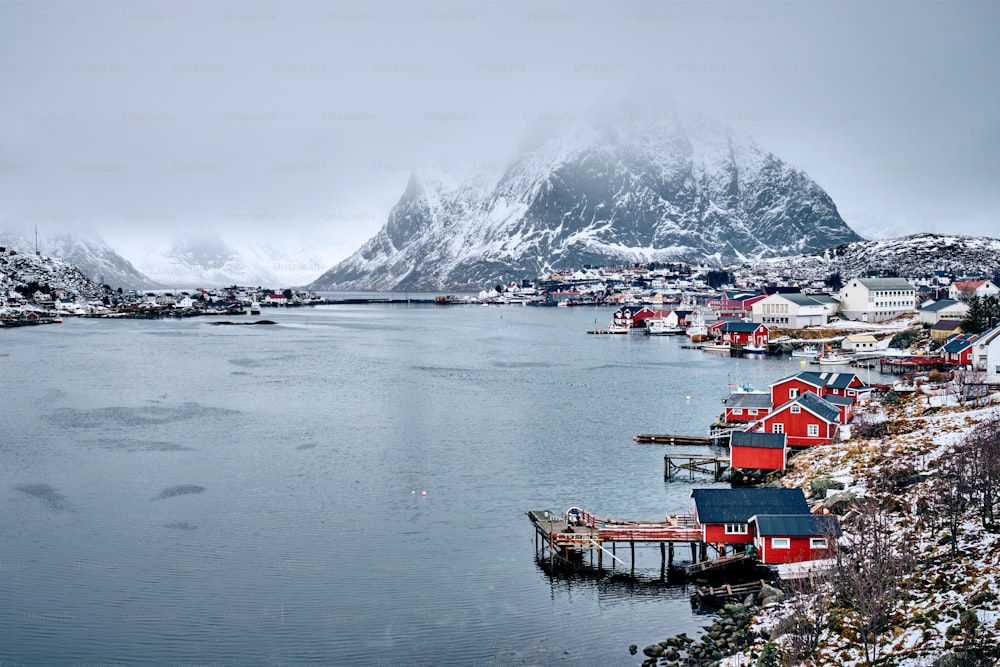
[635,433,714,445]
[683,551,753,577]
[692,579,769,606]
[528,507,706,573]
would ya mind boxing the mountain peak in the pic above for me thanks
[311,115,861,291]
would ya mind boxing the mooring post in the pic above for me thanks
[669,542,674,567]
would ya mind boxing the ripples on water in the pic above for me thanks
[0,306,894,665]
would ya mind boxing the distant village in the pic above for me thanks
[4,251,1000,384]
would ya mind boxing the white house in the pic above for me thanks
[751,293,834,328]
[971,325,1000,384]
[837,278,916,323]
[918,299,969,326]
[841,333,879,352]
[949,279,1000,302]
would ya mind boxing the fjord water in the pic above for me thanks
[1,304,873,666]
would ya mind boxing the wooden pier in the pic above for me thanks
[527,507,707,575]
[635,433,714,445]
[664,453,730,482]
[692,579,770,607]
[683,551,754,577]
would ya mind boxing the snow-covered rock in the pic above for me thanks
[310,113,861,291]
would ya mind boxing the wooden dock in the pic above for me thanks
[664,453,730,482]
[635,434,714,445]
[528,507,707,574]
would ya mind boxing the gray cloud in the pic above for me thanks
[1,0,998,267]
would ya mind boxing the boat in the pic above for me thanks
[791,345,820,359]
[250,301,261,315]
[587,324,629,335]
[743,343,766,355]
[817,353,852,365]
[702,342,731,352]
[645,320,684,335]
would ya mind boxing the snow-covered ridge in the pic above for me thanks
[746,233,1000,281]
[310,113,861,291]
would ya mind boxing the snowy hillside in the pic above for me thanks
[746,233,1000,282]
[0,248,107,300]
[0,225,158,290]
[310,114,861,291]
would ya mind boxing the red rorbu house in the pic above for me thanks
[730,431,787,473]
[706,290,766,318]
[690,488,809,548]
[722,392,772,424]
[749,514,841,564]
[749,392,842,447]
[769,371,867,406]
[717,321,770,348]
[613,306,658,328]
[941,333,979,367]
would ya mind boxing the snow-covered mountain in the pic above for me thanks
[0,247,107,301]
[310,114,861,291]
[745,233,1000,282]
[0,225,158,290]
[127,235,338,289]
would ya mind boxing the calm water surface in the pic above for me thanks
[0,303,886,666]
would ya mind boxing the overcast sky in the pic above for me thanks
[2,0,998,265]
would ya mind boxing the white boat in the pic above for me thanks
[645,320,684,335]
[702,342,731,352]
[817,352,851,365]
[791,345,820,359]
[743,343,766,355]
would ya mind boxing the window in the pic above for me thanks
[733,409,743,415]
[724,523,747,534]
[810,538,828,549]
[772,538,790,549]
[772,423,784,434]
[790,406,801,414]
[748,409,758,416]
[789,388,799,398]
[808,424,819,437]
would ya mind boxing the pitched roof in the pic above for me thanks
[921,299,965,313]
[943,333,979,353]
[855,278,915,291]
[774,371,860,390]
[822,394,855,407]
[767,392,841,424]
[721,321,765,333]
[691,488,808,524]
[775,293,828,307]
[953,279,986,291]
[844,334,877,343]
[751,514,842,537]
[725,393,773,410]
[931,319,963,332]
[730,431,786,450]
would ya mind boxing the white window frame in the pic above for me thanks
[789,388,799,398]
[810,538,828,549]
[748,409,758,416]
[733,408,743,415]
[790,405,801,414]
[771,423,784,434]
[772,538,790,549]
[724,523,748,535]
[807,424,819,437]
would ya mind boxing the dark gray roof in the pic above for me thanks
[943,333,978,353]
[721,321,765,333]
[788,392,842,423]
[775,371,859,390]
[725,393,773,410]
[730,431,785,450]
[823,394,854,407]
[751,514,842,537]
[691,488,808,524]
[921,299,963,313]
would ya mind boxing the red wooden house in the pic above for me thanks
[717,321,770,347]
[769,371,866,406]
[822,394,855,424]
[749,514,841,564]
[690,488,809,546]
[730,431,787,472]
[941,333,979,367]
[750,392,842,446]
[722,392,772,424]
[613,306,658,328]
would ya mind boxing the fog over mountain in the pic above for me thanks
[311,114,861,291]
